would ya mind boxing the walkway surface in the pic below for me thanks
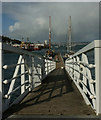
[3,53,95,119]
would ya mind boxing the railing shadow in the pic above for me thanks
[3,68,74,119]
[22,68,73,104]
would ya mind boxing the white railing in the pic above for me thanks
[65,40,101,115]
[0,42,56,119]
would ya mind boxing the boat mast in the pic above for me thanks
[68,16,72,52]
[49,16,51,52]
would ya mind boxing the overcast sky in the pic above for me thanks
[2,2,99,43]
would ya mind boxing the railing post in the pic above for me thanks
[45,59,48,75]
[76,56,80,84]
[0,41,2,119]
[82,53,87,94]
[38,64,42,80]
[21,55,25,94]
[28,56,32,91]
[47,60,48,74]
[42,59,45,79]
[31,56,35,89]
[95,40,101,115]
[73,57,76,81]
[49,61,51,72]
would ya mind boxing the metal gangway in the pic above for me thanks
[0,40,101,119]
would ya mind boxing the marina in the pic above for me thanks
[1,15,101,120]
[1,2,100,120]
[1,15,100,119]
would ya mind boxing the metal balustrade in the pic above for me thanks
[0,42,56,119]
[65,40,101,115]
[1,40,101,119]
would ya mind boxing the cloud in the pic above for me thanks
[35,17,46,27]
[2,2,99,42]
[9,22,20,32]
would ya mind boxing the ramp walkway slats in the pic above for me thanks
[3,54,95,119]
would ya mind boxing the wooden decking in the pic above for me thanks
[3,54,96,119]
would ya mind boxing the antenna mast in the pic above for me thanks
[68,16,72,52]
[49,16,51,52]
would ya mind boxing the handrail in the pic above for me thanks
[3,43,56,62]
[71,41,94,57]
[3,63,25,69]
[65,40,101,115]
[4,80,29,99]
[66,64,95,84]
[65,61,95,68]
[3,71,29,84]
[71,40,101,58]
[0,42,56,119]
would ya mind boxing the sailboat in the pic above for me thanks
[45,16,55,59]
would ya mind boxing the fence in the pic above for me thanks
[65,40,101,115]
[0,42,56,119]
